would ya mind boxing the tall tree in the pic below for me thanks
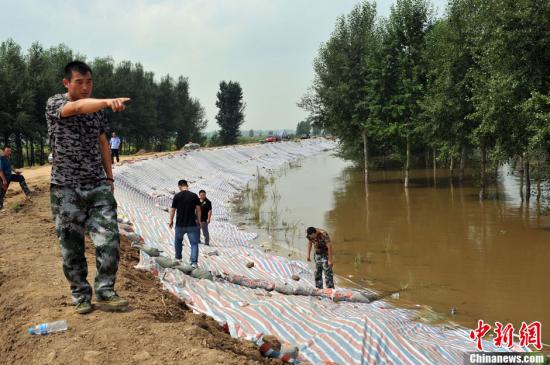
[0,39,208,163]
[0,39,33,167]
[215,81,245,145]
[375,0,432,187]
[300,1,378,181]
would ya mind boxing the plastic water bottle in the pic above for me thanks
[28,320,68,335]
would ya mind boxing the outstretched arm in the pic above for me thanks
[61,98,130,117]
[306,240,312,261]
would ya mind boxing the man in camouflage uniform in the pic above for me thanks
[306,226,334,289]
[45,61,130,314]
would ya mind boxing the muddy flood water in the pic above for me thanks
[233,151,550,344]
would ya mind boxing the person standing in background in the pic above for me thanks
[199,189,212,245]
[109,132,121,164]
[169,180,202,267]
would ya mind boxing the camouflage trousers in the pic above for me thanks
[314,253,334,289]
[50,184,120,304]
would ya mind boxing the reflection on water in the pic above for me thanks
[234,152,550,343]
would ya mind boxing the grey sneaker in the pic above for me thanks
[75,301,93,314]
[96,295,129,310]
[190,263,198,269]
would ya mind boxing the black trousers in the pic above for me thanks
[1,174,31,209]
[111,149,120,163]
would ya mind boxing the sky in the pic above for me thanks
[0,0,447,132]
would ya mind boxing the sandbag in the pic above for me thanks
[139,246,161,257]
[223,274,275,291]
[274,284,296,295]
[190,268,213,281]
[117,217,132,225]
[118,223,134,233]
[126,232,143,244]
[293,286,314,296]
[175,263,194,274]
[155,256,177,268]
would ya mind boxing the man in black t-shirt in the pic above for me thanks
[198,189,212,245]
[169,180,202,267]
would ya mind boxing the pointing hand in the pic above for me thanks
[107,98,130,112]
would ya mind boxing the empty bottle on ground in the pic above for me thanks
[28,320,68,335]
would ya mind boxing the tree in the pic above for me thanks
[468,0,550,199]
[420,0,477,181]
[374,0,432,187]
[215,81,245,145]
[0,39,33,167]
[300,1,378,182]
[299,0,550,200]
[248,129,254,137]
[296,120,311,136]
[0,39,208,164]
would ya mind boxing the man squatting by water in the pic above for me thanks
[306,226,334,289]
[45,61,130,314]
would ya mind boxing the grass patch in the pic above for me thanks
[381,237,399,255]
[11,202,22,213]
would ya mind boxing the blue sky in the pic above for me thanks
[0,0,447,132]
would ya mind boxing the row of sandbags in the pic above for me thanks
[220,273,373,303]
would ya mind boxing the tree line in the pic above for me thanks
[0,39,226,167]
[300,0,549,199]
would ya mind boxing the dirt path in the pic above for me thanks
[0,169,279,364]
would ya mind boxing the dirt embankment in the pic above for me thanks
[0,168,280,365]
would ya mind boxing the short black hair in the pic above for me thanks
[178,179,188,187]
[306,227,316,236]
[199,189,206,194]
[2,145,10,150]
[64,61,92,80]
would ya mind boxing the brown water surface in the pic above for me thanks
[234,152,550,344]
